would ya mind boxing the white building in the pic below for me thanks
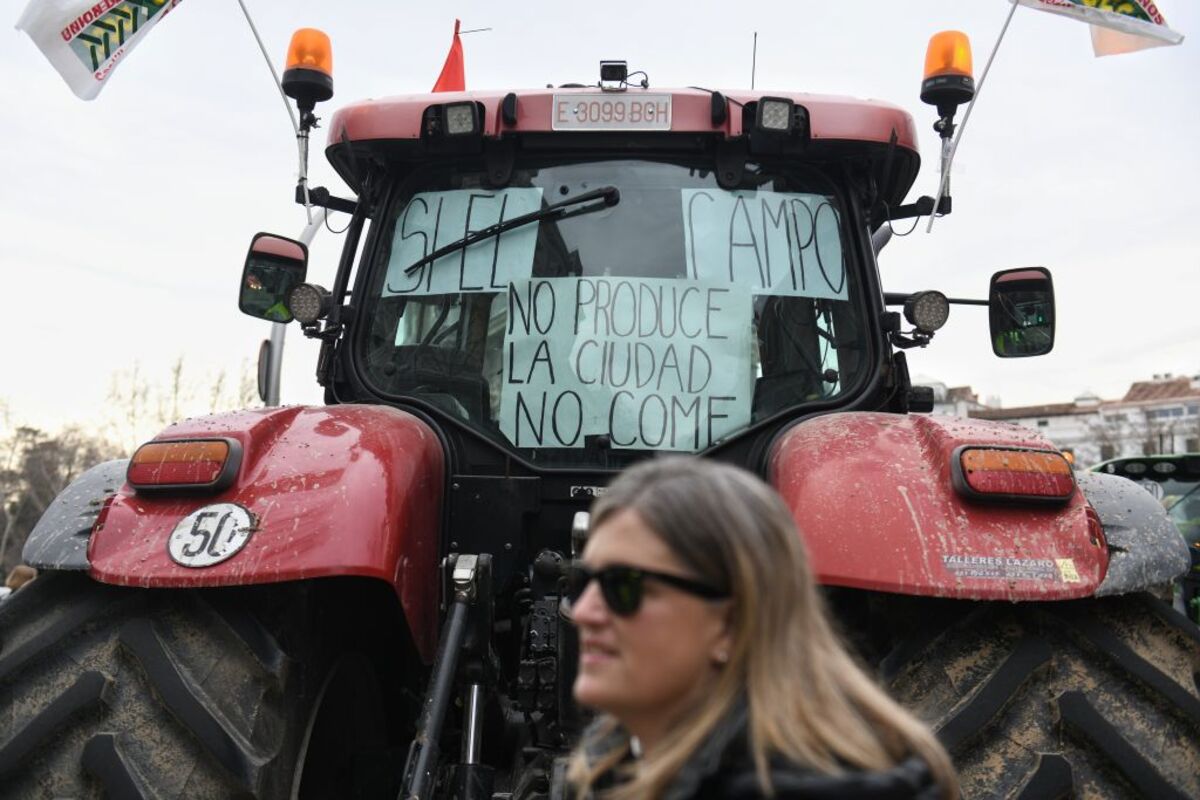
[967,374,1200,467]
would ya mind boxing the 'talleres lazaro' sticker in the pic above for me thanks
[167,503,255,568]
[942,554,1080,583]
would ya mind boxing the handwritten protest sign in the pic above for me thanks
[384,188,544,296]
[500,277,753,451]
[681,189,846,300]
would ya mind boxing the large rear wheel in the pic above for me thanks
[0,572,415,799]
[884,593,1200,799]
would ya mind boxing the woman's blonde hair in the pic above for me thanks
[566,457,957,799]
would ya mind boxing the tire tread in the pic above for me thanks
[0,671,112,780]
[886,593,1200,799]
[118,617,264,792]
[1049,601,1200,725]
[1057,689,1189,800]
[0,574,302,799]
[1013,753,1073,800]
[82,733,157,800]
[934,636,1052,753]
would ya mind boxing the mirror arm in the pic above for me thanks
[301,321,342,344]
[889,331,932,350]
[881,310,931,350]
[295,184,360,216]
[871,194,951,226]
[884,293,987,307]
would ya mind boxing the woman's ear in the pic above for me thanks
[709,609,735,667]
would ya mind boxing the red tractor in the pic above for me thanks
[6,31,1198,800]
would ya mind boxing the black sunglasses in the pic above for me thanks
[563,563,729,617]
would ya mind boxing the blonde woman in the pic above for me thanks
[564,458,957,799]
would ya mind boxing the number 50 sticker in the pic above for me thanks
[168,503,256,568]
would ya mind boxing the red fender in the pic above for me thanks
[768,412,1107,601]
[89,405,444,661]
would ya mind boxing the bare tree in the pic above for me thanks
[1183,407,1200,453]
[1086,410,1132,461]
[208,369,227,414]
[106,357,260,449]
[106,362,154,453]
[0,426,37,568]
[1139,413,1180,456]
[161,355,186,424]
[237,358,260,409]
[1085,406,1196,459]
[205,360,260,413]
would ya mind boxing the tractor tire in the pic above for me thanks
[0,571,407,800]
[883,593,1200,799]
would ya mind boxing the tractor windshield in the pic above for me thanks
[358,157,871,468]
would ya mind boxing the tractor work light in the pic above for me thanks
[444,102,479,135]
[127,439,241,493]
[425,102,483,139]
[953,446,1075,504]
[282,28,334,111]
[921,31,975,113]
[904,290,950,333]
[287,282,332,324]
[756,97,795,133]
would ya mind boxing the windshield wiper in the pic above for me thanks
[403,186,620,277]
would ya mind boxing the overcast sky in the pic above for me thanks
[2,0,1197,437]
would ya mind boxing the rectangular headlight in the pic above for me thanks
[756,97,794,133]
[443,102,480,136]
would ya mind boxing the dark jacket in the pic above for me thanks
[579,703,942,800]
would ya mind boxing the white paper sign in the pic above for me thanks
[384,188,544,296]
[499,277,753,451]
[681,189,847,300]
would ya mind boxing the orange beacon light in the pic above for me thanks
[282,28,333,117]
[921,30,975,115]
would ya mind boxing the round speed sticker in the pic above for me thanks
[167,503,255,568]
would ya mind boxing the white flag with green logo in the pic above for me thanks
[16,0,183,100]
[1013,0,1184,56]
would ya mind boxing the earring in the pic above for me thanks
[713,650,729,665]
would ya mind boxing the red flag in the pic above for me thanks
[432,19,465,92]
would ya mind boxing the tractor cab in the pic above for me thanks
[240,80,1053,479]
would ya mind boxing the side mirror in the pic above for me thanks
[989,267,1055,358]
[239,233,308,323]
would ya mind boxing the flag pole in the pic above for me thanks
[233,0,313,224]
[927,1,1020,233]
[234,0,298,136]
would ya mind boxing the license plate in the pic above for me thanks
[552,93,673,131]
